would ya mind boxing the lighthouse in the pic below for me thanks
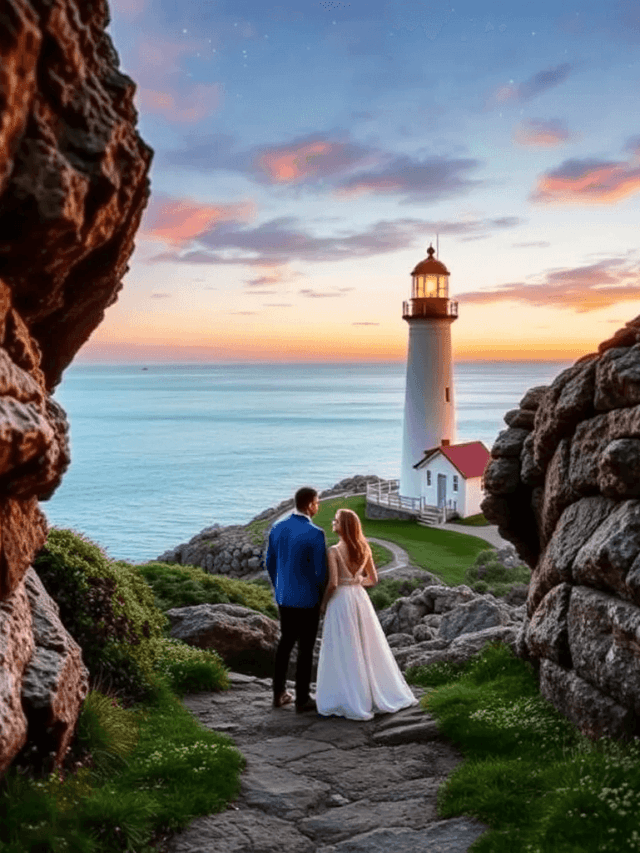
[399,245,458,499]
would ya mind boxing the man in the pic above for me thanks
[266,486,327,713]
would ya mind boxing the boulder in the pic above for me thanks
[0,582,33,773]
[401,626,519,671]
[20,569,89,765]
[525,583,572,667]
[438,597,511,643]
[483,321,640,738]
[166,603,280,677]
[539,659,634,740]
[567,586,640,714]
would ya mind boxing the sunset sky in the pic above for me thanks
[83,0,640,362]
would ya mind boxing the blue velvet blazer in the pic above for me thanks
[265,513,327,608]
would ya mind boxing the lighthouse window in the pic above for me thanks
[427,471,431,486]
[453,476,459,492]
[445,387,450,402]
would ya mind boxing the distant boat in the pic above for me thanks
[142,367,148,371]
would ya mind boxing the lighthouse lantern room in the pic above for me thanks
[399,245,458,499]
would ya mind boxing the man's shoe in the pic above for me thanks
[273,691,294,708]
[295,698,317,714]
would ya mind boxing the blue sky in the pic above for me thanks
[85,0,640,361]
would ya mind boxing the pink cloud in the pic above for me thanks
[488,63,572,107]
[513,118,572,147]
[532,156,640,204]
[137,83,223,124]
[254,135,375,184]
[458,258,640,312]
[142,194,255,245]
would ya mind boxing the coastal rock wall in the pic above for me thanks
[0,0,152,772]
[482,317,640,738]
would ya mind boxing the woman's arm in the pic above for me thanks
[357,546,378,588]
[320,548,339,612]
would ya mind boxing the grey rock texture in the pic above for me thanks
[482,316,640,738]
[166,672,486,853]
[0,0,150,773]
[166,603,279,677]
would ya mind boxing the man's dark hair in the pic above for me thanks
[295,486,318,512]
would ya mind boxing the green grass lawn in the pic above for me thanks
[313,496,489,586]
[407,643,640,853]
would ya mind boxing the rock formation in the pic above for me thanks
[0,0,152,772]
[482,316,640,738]
[158,475,383,577]
[165,576,526,681]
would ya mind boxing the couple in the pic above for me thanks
[265,486,418,720]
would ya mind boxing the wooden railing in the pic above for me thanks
[366,480,420,514]
[366,481,458,522]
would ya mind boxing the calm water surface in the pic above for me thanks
[44,361,570,561]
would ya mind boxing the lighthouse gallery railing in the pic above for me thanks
[402,299,458,319]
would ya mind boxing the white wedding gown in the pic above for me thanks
[316,545,419,721]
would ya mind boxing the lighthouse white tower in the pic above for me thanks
[400,245,458,499]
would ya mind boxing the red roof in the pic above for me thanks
[415,441,491,478]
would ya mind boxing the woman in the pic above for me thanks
[316,508,418,720]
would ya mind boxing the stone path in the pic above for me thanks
[167,673,486,853]
[439,523,510,550]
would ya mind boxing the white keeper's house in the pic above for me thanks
[366,245,491,524]
[413,440,491,519]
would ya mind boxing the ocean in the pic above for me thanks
[43,361,571,562]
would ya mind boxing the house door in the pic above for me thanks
[437,474,447,507]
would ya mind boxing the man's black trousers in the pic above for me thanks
[273,604,321,705]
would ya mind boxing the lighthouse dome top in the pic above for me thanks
[411,245,450,277]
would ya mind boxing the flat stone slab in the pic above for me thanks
[168,674,486,853]
[168,809,315,853]
[372,720,441,745]
[316,819,488,853]
[241,761,330,819]
[241,735,336,763]
[300,796,438,842]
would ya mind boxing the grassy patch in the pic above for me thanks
[464,549,530,598]
[244,516,273,546]
[452,513,490,527]
[313,496,487,585]
[408,643,640,852]
[0,683,243,852]
[135,561,278,619]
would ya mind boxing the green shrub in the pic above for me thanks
[35,529,167,700]
[367,576,427,611]
[464,548,530,598]
[152,638,229,694]
[135,561,278,619]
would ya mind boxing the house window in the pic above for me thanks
[426,471,431,486]
[453,475,458,492]
[445,387,450,402]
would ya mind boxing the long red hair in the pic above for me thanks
[337,509,370,567]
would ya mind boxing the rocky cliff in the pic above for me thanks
[482,316,640,739]
[0,0,152,772]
